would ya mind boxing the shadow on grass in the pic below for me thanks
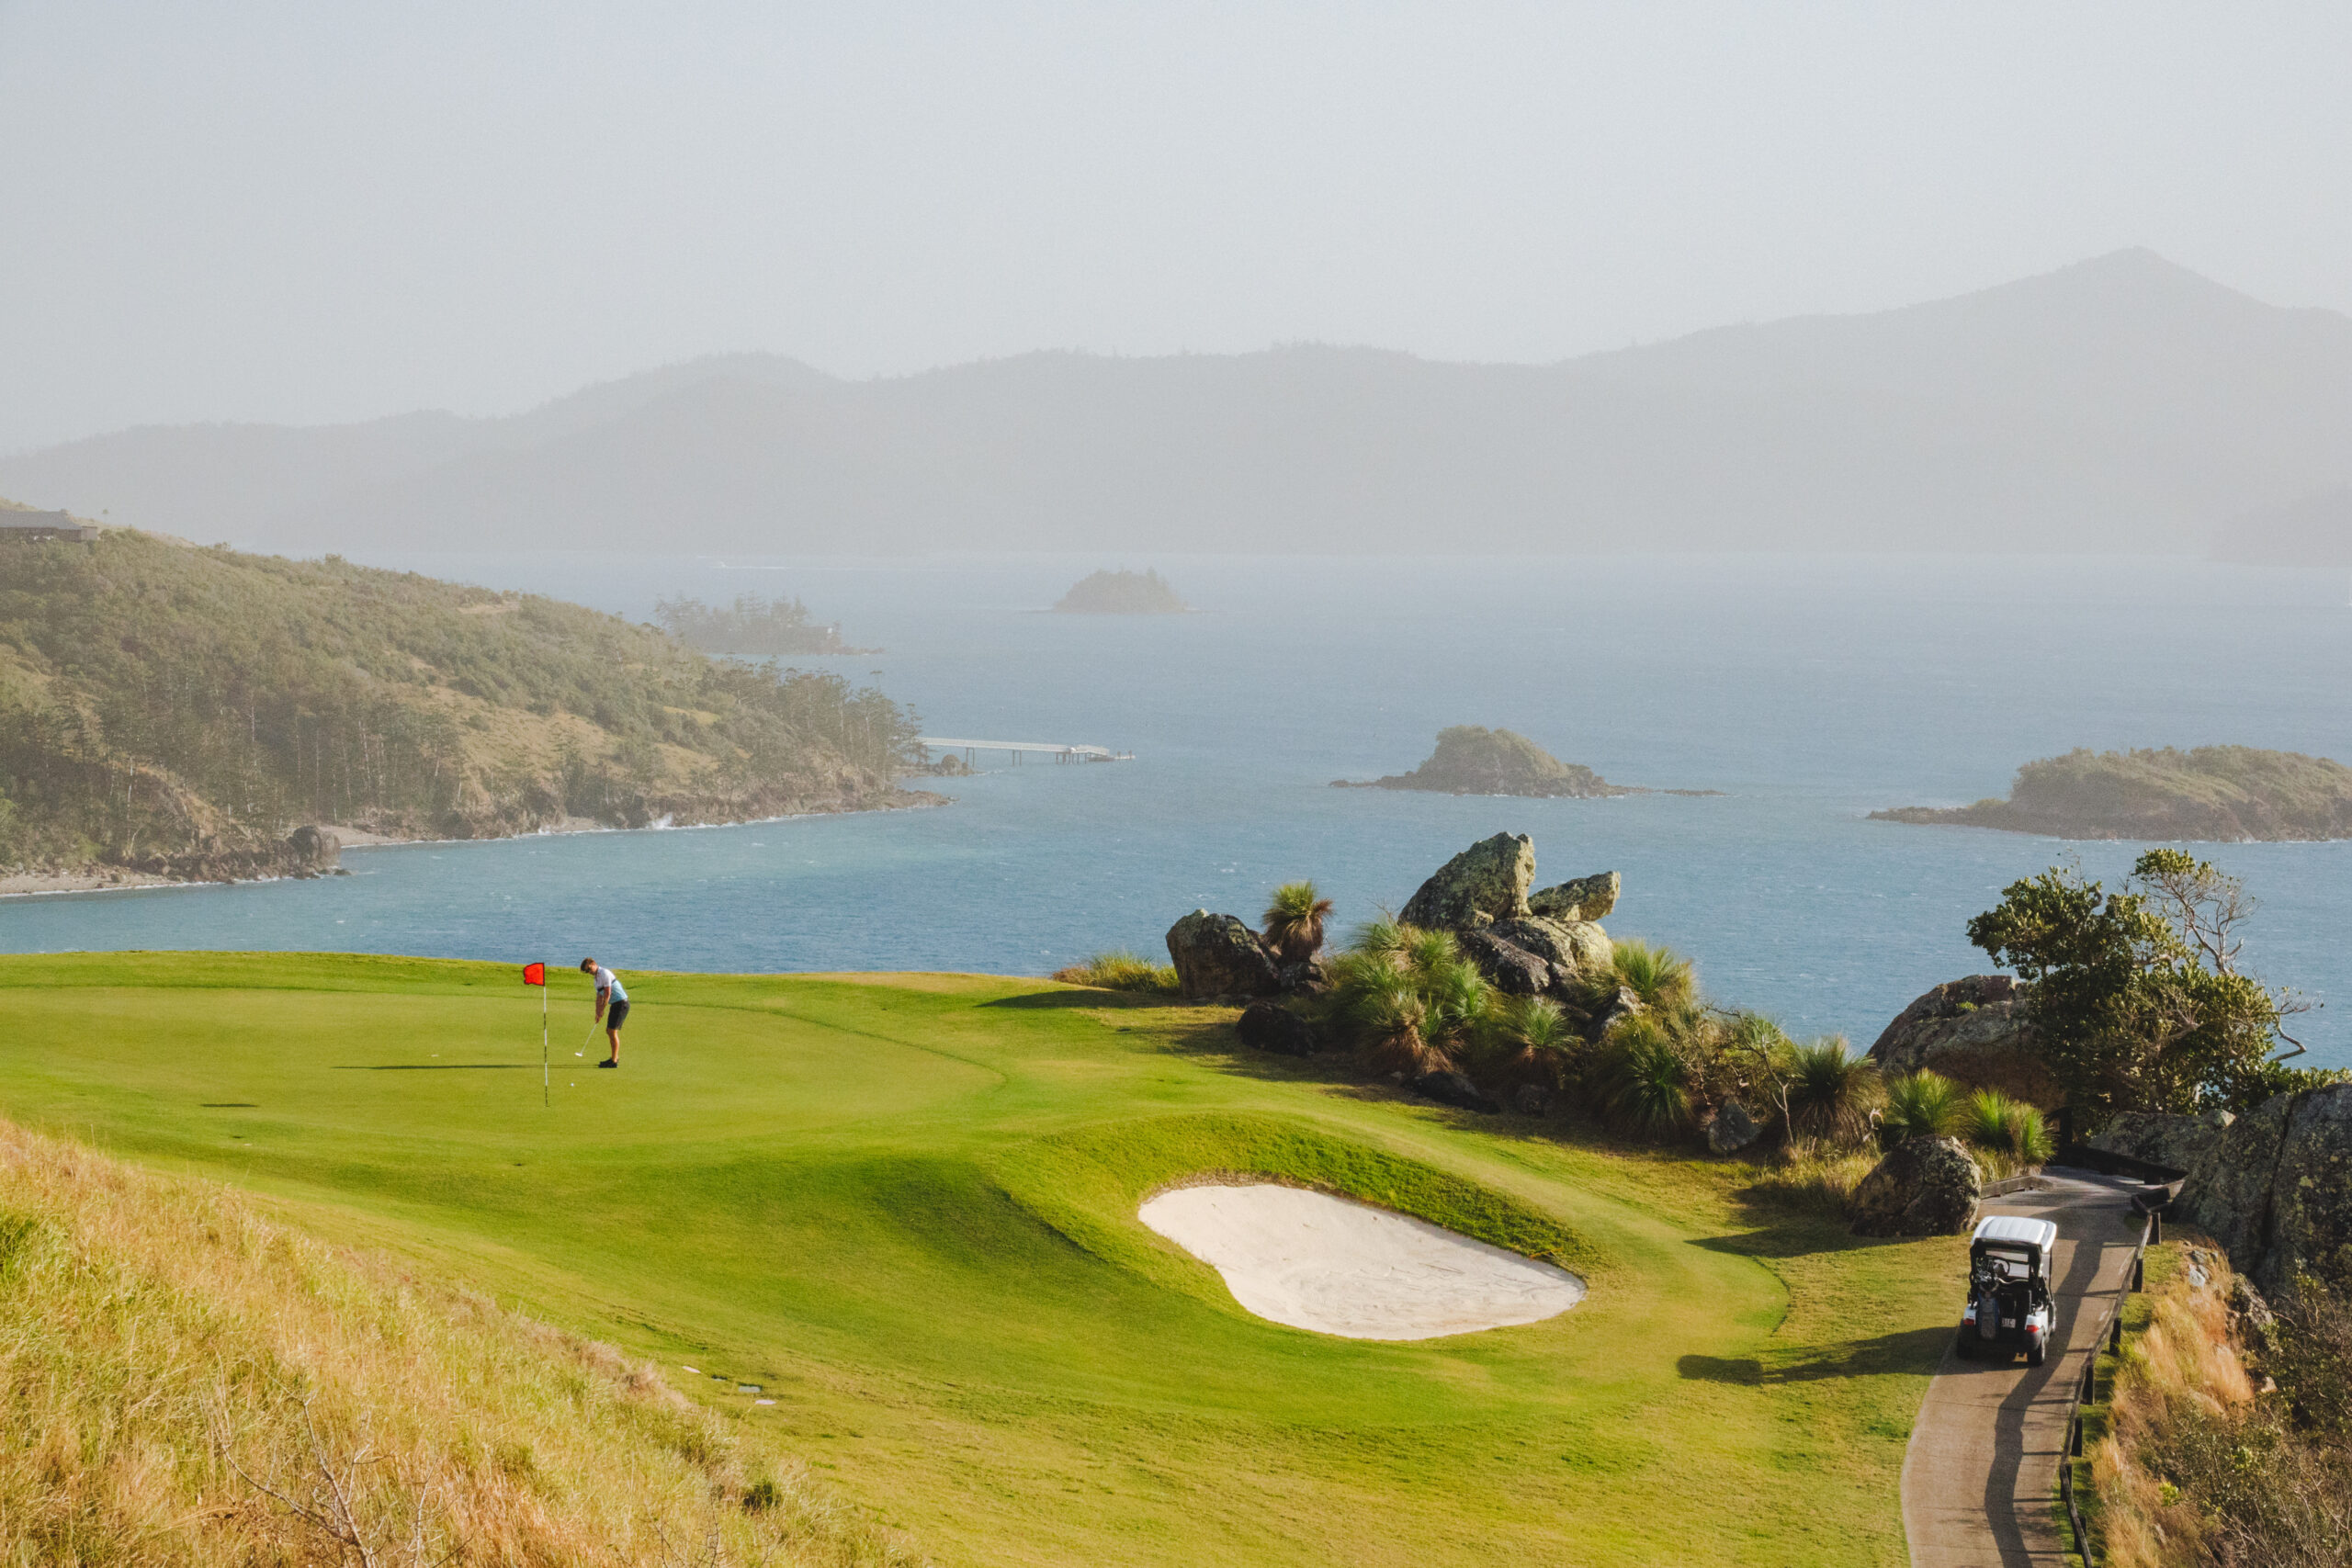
[331,1064,538,1071]
[1679,1325,1951,1385]
[982,988,1172,1011]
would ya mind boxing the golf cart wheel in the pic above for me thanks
[1954,1333,1973,1360]
[2026,1340,2046,1368]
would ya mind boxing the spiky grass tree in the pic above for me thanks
[1326,919,1490,1077]
[1964,1089,2054,1166]
[1464,994,1582,1089]
[1609,940,1695,1012]
[1261,881,1336,964]
[1880,1071,1965,1147]
[1782,1036,1883,1145]
[1595,1015,1696,1138]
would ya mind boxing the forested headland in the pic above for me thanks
[0,524,929,885]
[1872,746,2352,840]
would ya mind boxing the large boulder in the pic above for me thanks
[1236,1001,1319,1057]
[1849,1136,1983,1237]
[1458,930,1552,996]
[1529,871,1619,923]
[1866,975,2056,1104]
[1399,833,1535,931]
[2177,1084,2352,1293]
[1705,1100,1762,1155]
[2086,1110,2233,1177]
[1164,910,1281,1001]
[1492,916,1613,979]
[286,824,341,874]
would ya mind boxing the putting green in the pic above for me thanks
[0,953,1951,1566]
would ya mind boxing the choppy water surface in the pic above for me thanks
[11,553,2351,1067]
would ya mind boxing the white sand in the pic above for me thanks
[1137,1183,1586,1340]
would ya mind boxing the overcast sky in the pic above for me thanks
[4,2,2349,454]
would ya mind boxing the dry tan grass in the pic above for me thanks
[1739,1138,1881,1216]
[2091,1239,2255,1568]
[0,1118,927,1567]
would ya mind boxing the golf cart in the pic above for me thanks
[1955,1215,2057,1366]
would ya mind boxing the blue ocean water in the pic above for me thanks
[8,552,2350,1067]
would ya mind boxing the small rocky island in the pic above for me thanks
[1053,568,1188,615]
[1872,746,2352,840]
[1334,727,1631,798]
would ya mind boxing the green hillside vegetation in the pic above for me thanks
[1345,726,1629,797]
[1052,568,1187,614]
[0,952,1960,1567]
[655,592,873,657]
[0,524,922,878]
[1871,746,2352,840]
[0,1116,920,1565]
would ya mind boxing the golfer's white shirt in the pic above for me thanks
[596,966,628,1003]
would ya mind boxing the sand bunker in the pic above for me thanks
[1137,1182,1586,1340]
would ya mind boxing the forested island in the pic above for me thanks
[652,592,875,657]
[1872,745,2352,840]
[0,521,930,890]
[1334,727,1631,797]
[1053,568,1188,614]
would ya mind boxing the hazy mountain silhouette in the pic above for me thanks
[8,250,2347,555]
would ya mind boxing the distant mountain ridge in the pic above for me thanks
[6,251,2348,556]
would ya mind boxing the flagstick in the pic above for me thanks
[541,983,549,1109]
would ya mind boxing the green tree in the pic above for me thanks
[1966,850,2304,1119]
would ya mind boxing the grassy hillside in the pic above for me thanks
[1871,746,2352,840]
[0,523,922,878]
[0,953,1962,1567]
[0,1116,922,1565]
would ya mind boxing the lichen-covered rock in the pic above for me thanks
[1273,955,1331,996]
[2177,1084,2352,1293]
[1849,1136,1982,1237]
[1866,975,2055,1104]
[1399,833,1535,931]
[1459,930,1552,996]
[1410,1068,1502,1113]
[1236,1001,1318,1056]
[2086,1110,2232,1177]
[1164,910,1281,1001]
[1529,871,1619,923]
[1705,1100,1761,1155]
[1492,916,1613,978]
[1582,983,1644,1043]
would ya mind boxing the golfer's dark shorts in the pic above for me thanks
[607,999,631,1032]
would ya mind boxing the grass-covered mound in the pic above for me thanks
[1051,568,1187,614]
[0,1115,917,1565]
[0,952,1962,1567]
[1871,746,2352,840]
[0,523,922,879]
[1342,725,1628,797]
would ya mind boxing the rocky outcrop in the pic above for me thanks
[1236,1001,1319,1057]
[287,824,341,874]
[2086,1110,2232,1177]
[1530,871,1619,923]
[1410,1069,1502,1113]
[1164,910,1281,1001]
[1344,727,1630,798]
[1459,930,1552,996]
[1849,1136,1982,1237]
[1866,975,2056,1104]
[2177,1084,2352,1293]
[1583,984,1644,1043]
[1399,832,1535,931]
[1705,1100,1761,1155]
[1493,916,1612,978]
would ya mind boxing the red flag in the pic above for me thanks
[523,962,547,987]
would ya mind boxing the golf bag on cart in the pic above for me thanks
[1955,1215,2057,1367]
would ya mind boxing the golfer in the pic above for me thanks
[581,957,629,1067]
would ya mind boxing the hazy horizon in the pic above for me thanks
[7,3,2352,454]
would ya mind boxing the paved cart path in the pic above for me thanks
[1902,1171,2146,1568]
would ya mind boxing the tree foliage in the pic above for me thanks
[1967,850,2301,1118]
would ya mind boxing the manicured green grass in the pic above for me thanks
[0,953,1955,1566]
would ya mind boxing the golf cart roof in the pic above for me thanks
[1972,1216,2058,1253]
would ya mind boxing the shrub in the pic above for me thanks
[1593,1016,1697,1138]
[1746,1138,1883,1217]
[1051,952,1178,993]
[1964,1089,2054,1167]
[1781,1036,1882,1145]
[1326,920,1490,1077]
[1609,939,1695,1012]
[1881,1070,1966,1147]
[1261,881,1335,964]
